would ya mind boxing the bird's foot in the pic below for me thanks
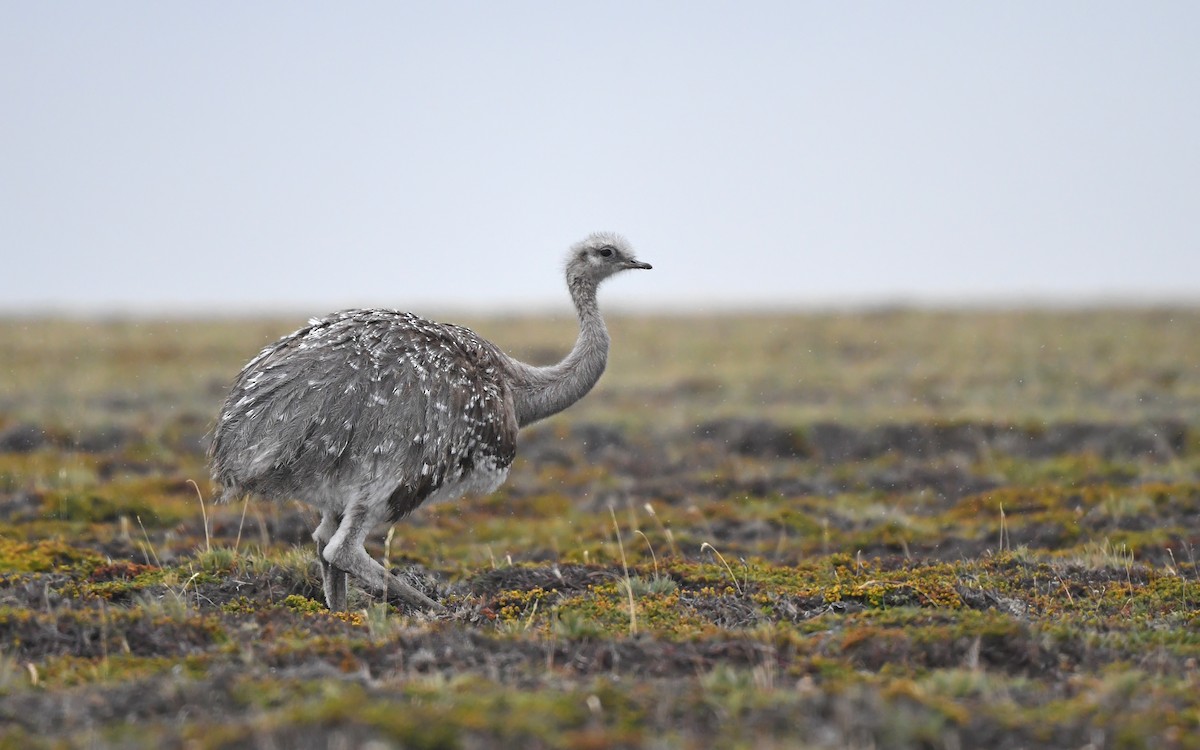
[383,569,444,612]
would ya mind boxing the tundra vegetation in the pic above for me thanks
[0,309,1198,749]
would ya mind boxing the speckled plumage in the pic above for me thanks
[211,309,517,520]
[208,232,651,612]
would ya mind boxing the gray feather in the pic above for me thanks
[210,309,517,521]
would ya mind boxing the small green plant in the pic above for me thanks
[194,546,240,573]
[282,594,326,615]
[1069,538,1135,570]
[623,574,678,598]
[552,609,605,640]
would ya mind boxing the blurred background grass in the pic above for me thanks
[2,308,1197,433]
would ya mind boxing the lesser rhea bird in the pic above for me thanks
[209,233,651,611]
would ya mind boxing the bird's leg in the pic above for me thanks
[313,512,347,611]
[322,501,443,612]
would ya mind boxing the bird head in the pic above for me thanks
[565,232,652,286]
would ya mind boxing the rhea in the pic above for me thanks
[208,233,651,611]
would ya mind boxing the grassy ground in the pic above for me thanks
[1,308,1198,749]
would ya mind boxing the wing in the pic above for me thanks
[210,310,518,510]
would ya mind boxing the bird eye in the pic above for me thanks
[599,247,614,258]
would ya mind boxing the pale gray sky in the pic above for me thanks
[2,2,1197,314]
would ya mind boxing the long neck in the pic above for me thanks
[506,276,610,427]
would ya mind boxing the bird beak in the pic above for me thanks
[626,260,653,270]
